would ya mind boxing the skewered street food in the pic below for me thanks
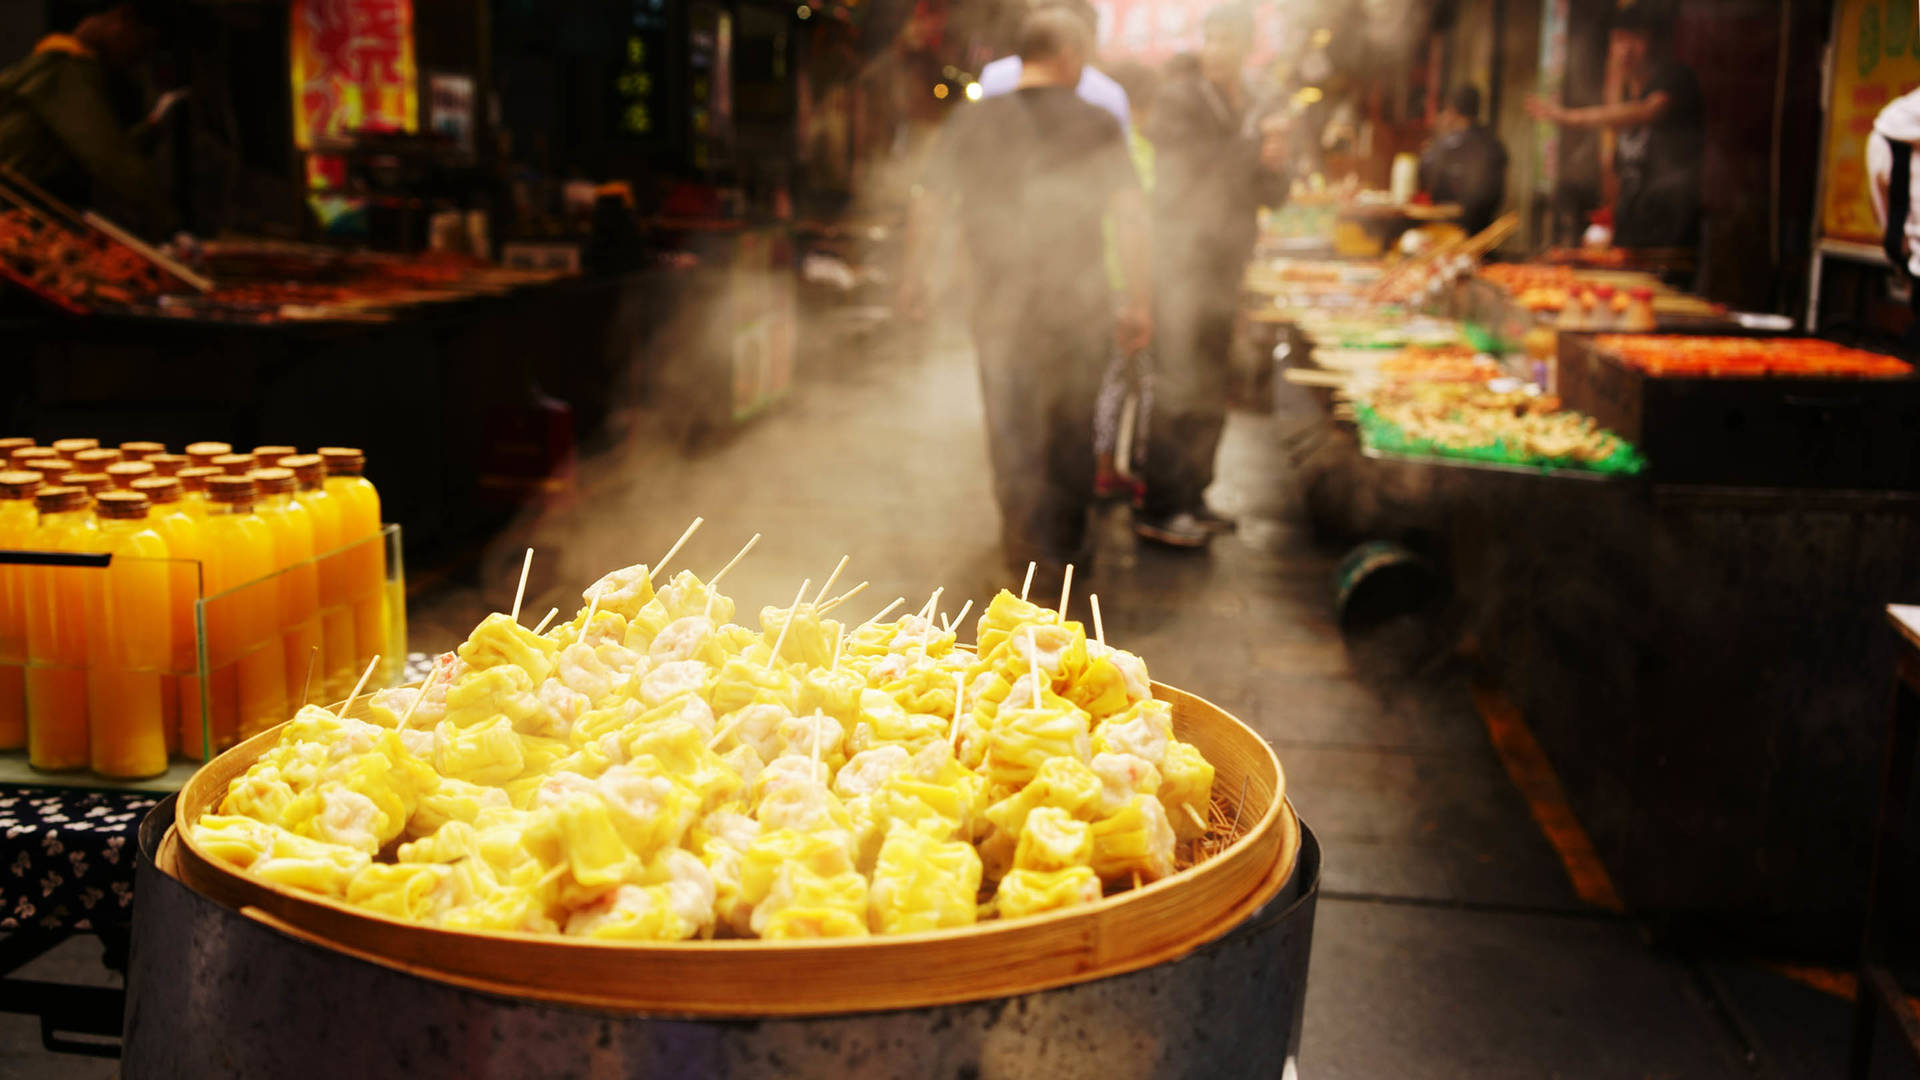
[195,552,1225,940]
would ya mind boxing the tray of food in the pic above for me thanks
[169,540,1295,1015]
[1351,381,1646,477]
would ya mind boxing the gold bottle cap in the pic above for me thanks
[74,447,123,468]
[0,471,43,499]
[279,453,327,490]
[212,453,257,476]
[119,440,167,457]
[62,472,112,495]
[252,445,298,460]
[176,466,222,494]
[206,476,257,505]
[106,461,156,488]
[146,453,189,476]
[250,467,296,496]
[184,441,233,464]
[95,491,152,520]
[0,437,33,453]
[317,447,365,476]
[33,486,88,514]
[130,476,182,504]
[51,437,99,455]
[10,447,57,464]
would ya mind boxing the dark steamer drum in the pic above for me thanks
[125,795,1320,1079]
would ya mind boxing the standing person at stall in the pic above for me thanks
[1526,4,1702,251]
[1868,84,1920,341]
[1094,59,1162,503]
[1420,85,1508,237]
[903,6,1151,585]
[0,0,180,231]
[1134,3,1290,549]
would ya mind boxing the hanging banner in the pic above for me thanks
[1820,0,1920,245]
[292,0,419,150]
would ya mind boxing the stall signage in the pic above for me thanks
[292,0,420,149]
[1820,0,1920,244]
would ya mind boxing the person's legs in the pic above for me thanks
[1140,265,1233,532]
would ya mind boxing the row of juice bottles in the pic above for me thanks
[0,438,389,779]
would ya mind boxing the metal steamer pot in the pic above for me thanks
[125,796,1319,1079]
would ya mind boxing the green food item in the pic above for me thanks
[1352,402,1648,476]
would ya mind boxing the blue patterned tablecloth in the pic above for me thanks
[0,788,156,932]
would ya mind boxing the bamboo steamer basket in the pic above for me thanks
[170,680,1294,1017]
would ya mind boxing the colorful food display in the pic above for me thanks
[1589,335,1913,378]
[1354,382,1646,475]
[0,208,165,311]
[192,563,1223,940]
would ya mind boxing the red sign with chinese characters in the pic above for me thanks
[292,0,419,149]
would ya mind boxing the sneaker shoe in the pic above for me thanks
[1134,512,1212,548]
[1192,506,1238,534]
[1094,469,1132,500]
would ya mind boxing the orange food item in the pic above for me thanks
[1592,336,1912,378]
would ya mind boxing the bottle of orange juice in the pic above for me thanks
[119,441,166,459]
[284,454,354,700]
[51,438,99,457]
[24,485,103,771]
[0,469,44,750]
[176,466,221,520]
[184,441,232,467]
[106,461,155,489]
[87,492,171,779]
[319,447,388,684]
[132,476,205,758]
[251,467,325,708]
[198,476,288,751]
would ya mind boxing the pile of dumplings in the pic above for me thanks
[191,561,1218,941]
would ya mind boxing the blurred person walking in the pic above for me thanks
[901,7,1151,583]
[1094,59,1163,502]
[1134,3,1290,548]
[1420,85,1508,236]
[976,0,1130,134]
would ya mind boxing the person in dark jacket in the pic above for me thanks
[1420,85,1508,236]
[1134,3,1289,548]
[0,1,179,229]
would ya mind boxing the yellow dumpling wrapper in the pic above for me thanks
[218,764,296,823]
[757,869,871,940]
[1091,699,1175,764]
[521,794,643,909]
[758,603,841,669]
[1014,806,1094,872]
[869,825,982,934]
[192,815,372,898]
[346,862,449,921]
[873,773,972,841]
[985,705,1091,789]
[552,608,632,653]
[853,688,951,755]
[1157,740,1216,841]
[566,883,698,941]
[1064,655,1132,720]
[434,713,525,786]
[881,666,958,719]
[1089,795,1177,883]
[458,611,558,685]
[799,667,865,728]
[624,722,744,814]
[984,755,1104,838]
[995,867,1103,920]
[442,664,539,731]
[650,570,735,624]
[981,620,1089,691]
[709,657,800,716]
[623,598,675,653]
[408,778,511,836]
[593,762,702,858]
[973,589,1056,659]
[438,882,559,935]
[740,827,856,911]
[581,563,656,619]
[574,698,643,744]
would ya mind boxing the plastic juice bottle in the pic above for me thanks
[1622,287,1657,332]
[184,441,232,468]
[212,453,257,477]
[198,477,288,753]
[0,470,45,750]
[285,454,354,700]
[251,467,325,708]
[319,448,387,685]
[176,466,221,520]
[146,453,189,477]
[50,438,99,457]
[133,477,205,758]
[119,441,166,459]
[24,486,103,771]
[87,492,171,779]
[106,461,155,489]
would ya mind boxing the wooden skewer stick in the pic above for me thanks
[817,580,870,614]
[951,671,967,751]
[531,607,559,635]
[509,547,534,623]
[706,714,744,750]
[1181,803,1209,835]
[810,710,826,770]
[830,624,845,673]
[1132,869,1143,892]
[299,645,319,706]
[651,516,704,583]
[582,589,602,629]
[858,596,905,628]
[340,655,381,718]
[812,555,850,607]
[1027,627,1042,710]
[708,532,761,589]
[397,666,440,728]
[83,209,214,293]
[1089,594,1105,650]
[1057,563,1074,622]
[1020,561,1036,601]
[765,578,811,670]
[943,599,974,635]
[918,587,945,655]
